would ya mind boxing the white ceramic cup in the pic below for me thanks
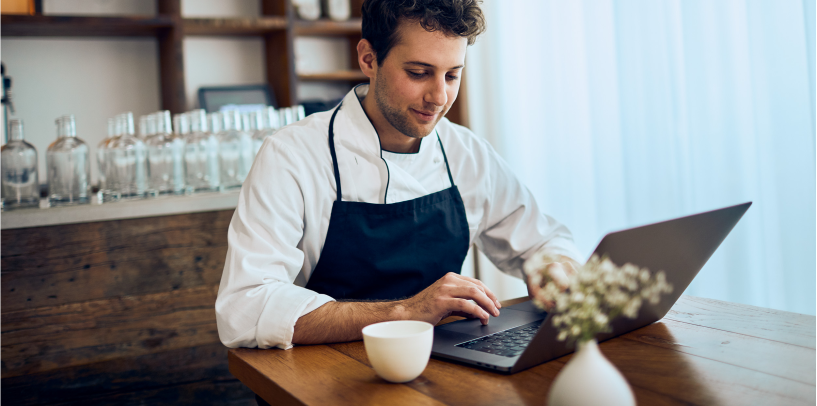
[362,320,434,383]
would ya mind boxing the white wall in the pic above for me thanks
[1,38,161,185]
[43,0,156,15]
[1,0,352,185]
[183,37,266,110]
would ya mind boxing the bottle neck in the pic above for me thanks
[209,113,222,133]
[56,115,76,138]
[174,113,189,135]
[248,111,263,131]
[189,110,207,133]
[155,111,171,134]
[266,107,280,130]
[116,113,135,137]
[8,119,24,141]
[221,111,240,132]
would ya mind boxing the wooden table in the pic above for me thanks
[228,295,816,406]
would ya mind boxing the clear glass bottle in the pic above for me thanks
[173,113,189,137]
[47,115,90,206]
[139,115,149,139]
[145,111,176,195]
[184,110,219,192]
[97,117,119,202]
[279,107,295,128]
[248,110,265,158]
[108,112,147,199]
[239,111,256,176]
[171,113,190,194]
[251,107,280,157]
[216,110,244,190]
[1,119,40,210]
[208,112,222,134]
[295,104,306,121]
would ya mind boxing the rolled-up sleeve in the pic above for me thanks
[216,137,334,349]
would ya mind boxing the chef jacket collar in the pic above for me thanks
[335,84,435,159]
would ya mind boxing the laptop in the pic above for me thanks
[431,202,752,374]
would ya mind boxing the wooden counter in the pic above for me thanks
[1,196,253,405]
[230,296,816,406]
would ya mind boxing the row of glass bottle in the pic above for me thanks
[0,105,305,210]
[1,115,86,209]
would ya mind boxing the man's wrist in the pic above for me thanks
[389,300,411,321]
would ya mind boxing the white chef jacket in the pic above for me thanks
[215,84,581,349]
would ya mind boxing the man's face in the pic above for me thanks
[372,21,468,139]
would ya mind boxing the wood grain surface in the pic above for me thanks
[1,210,232,312]
[230,295,816,406]
[1,209,249,405]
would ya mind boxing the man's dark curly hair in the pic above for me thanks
[361,0,486,66]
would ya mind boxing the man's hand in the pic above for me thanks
[526,257,580,308]
[398,272,501,326]
[292,273,502,345]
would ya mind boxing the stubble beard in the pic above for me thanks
[373,70,447,140]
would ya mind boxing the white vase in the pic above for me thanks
[547,339,636,406]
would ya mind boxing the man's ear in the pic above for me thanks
[357,39,377,79]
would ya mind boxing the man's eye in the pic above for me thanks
[447,75,460,81]
[407,71,426,78]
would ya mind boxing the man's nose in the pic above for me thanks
[424,76,447,108]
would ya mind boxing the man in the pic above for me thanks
[216,0,581,349]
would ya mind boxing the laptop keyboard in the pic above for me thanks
[455,319,544,358]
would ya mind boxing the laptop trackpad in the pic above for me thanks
[436,309,546,336]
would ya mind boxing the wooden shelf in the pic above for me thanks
[0,14,174,37]
[183,17,288,36]
[294,18,361,36]
[298,70,368,82]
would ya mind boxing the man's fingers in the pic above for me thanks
[446,284,500,317]
[453,274,501,309]
[546,262,572,290]
[452,298,490,323]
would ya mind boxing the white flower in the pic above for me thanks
[523,250,673,346]
[623,297,642,318]
[639,269,650,283]
[594,313,609,326]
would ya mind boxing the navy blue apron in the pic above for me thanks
[304,102,471,300]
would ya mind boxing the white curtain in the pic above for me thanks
[465,0,816,315]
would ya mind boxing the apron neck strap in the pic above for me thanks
[328,102,344,202]
[437,130,455,188]
[328,103,456,203]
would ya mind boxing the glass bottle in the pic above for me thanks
[145,111,183,195]
[47,115,90,206]
[184,109,219,192]
[279,107,295,128]
[173,113,189,137]
[208,112,222,134]
[97,117,119,202]
[216,110,244,190]
[239,111,256,175]
[248,110,265,158]
[252,107,280,157]
[108,112,147,199]
[138,115,149,139]
[1,119,40,210]
[172,113,191,194]
[295,104,306,121]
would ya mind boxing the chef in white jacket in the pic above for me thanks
[215,0,581,350]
